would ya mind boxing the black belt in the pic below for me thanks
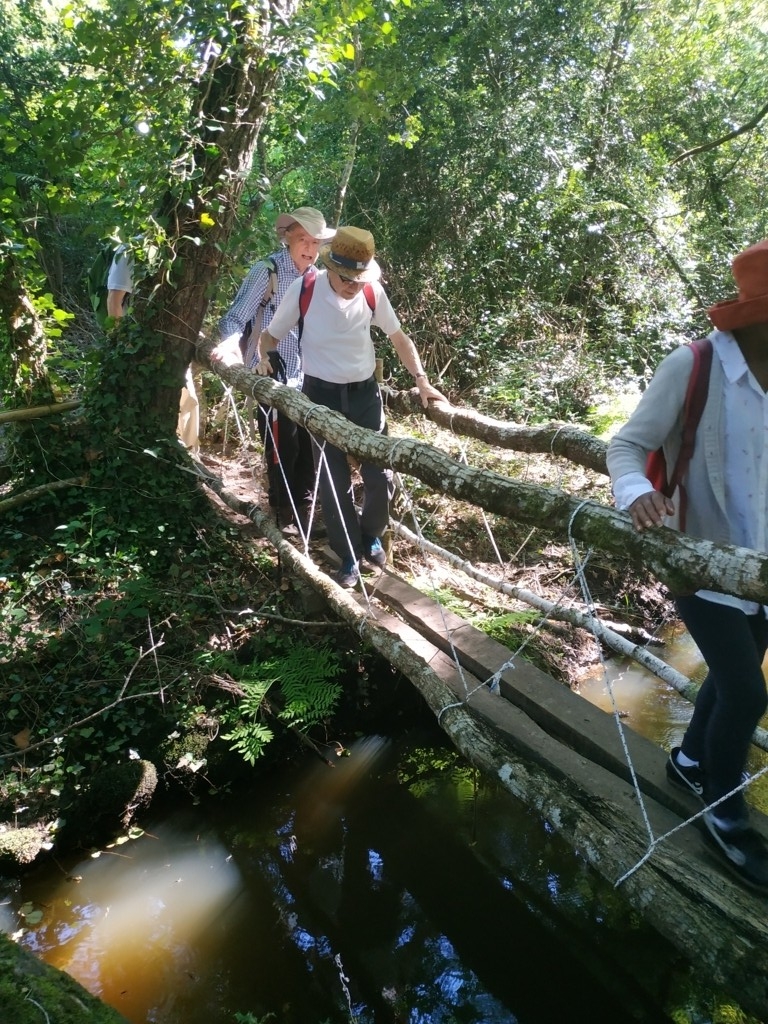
[303,374,376,391]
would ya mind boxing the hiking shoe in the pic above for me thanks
[666,747,704,801]
[333,558,359,589]
[701,813,768,892]
[361,535,386,568]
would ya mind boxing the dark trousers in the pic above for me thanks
[257,405,316,513]
[302,374,392,561]
[675,594,768,821]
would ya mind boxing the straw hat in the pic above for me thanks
[275,207,336,241]
[708,238,768,332]
[319,226,381,283]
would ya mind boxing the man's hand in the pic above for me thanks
[415,377,447,408]
[627,490,675,532]
[210,342,242,368]
[255,356,274,377]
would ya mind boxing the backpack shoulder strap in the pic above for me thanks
[241,257,280,363]
[297,265,317,341]
[259,257,278,308]
[667,336,713,510]
[363,282,376,313]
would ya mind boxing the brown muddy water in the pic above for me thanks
[2,652,760,1023]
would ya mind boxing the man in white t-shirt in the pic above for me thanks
[256,226,446,587]
[106,248,200,454]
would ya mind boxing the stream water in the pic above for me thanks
[4,629,765,1023]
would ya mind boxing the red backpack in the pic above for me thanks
[645,336,712,530]
[297,265,375,341]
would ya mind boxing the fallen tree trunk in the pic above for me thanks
[0,400,81,423]
[0,476,87,513]
[197,346,768,605]
[382,387,609,474]
[196,459,768,1021]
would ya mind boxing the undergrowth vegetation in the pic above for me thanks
[0,485,361,837]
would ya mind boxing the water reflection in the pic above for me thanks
[6,726,728,1023]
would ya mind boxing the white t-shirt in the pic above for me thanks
[267,270,401,384]
[107,248,134,292]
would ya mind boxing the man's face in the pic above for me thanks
[328,269,366,299]
[286,227,321,272]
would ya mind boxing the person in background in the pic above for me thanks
[607,238,768,892]
[106,246,200,455]
[211,207,335,535]
[255,225,446,588]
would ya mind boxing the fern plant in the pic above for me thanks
[277,645,343,727]
[219,644,343,765]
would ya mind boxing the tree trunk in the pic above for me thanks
[86,2,299,471]
[383,385,609,472]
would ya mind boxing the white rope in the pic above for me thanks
[567,501,657,854]
[218,383,250,451]
[310,438,377,608]
[388,469,476,715]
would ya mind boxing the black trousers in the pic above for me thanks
[676,594,768,822]
[302,374,392,561]
[257,404,316,512]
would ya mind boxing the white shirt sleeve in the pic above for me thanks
[265,277,303,342]
[371,283,401,336]
[612,471,654,511]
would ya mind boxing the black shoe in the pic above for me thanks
[666,747,704,800]
[333,558,359,589]
[702,814,768,892]
[361,534,386,568]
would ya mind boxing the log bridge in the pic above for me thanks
[348,561,768,1019]
[208,464,768,1021]
[196,362,768,1020]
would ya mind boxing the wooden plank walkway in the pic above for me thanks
[333,559,768,1020]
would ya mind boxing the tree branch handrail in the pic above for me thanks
[197,340,768,606]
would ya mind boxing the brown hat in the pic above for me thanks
[320,226,381,282]
[275,207,335,241]
[708,238,768,331]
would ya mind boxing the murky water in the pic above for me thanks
[2,719,725,1024]
[577,620,768,816]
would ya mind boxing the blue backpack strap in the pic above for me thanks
[297,265,317,342]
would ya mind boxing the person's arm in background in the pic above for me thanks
[211,261,272,367]
[107,289,129,318]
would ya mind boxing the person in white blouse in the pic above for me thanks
[607,238,768,891]
[256,226,446,587]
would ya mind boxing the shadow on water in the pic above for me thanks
[7,722,728,1023]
